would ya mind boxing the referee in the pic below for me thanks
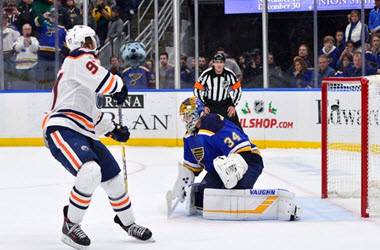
[193,53,243,130]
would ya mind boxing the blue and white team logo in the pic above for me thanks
[81,145,89,151]
[96,93,103,109]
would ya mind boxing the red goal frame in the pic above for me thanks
[321,77,369,218]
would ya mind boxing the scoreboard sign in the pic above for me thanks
[225,0,375,14]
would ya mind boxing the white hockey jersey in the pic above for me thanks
[42,48,124,141]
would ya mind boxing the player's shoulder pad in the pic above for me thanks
[122,66,132,73]
[199,113,224,135]
[139,65,149,72]
[67,49,96,59]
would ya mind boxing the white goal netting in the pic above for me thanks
[325,76,380,215]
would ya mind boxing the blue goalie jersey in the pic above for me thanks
[183,113,259,174]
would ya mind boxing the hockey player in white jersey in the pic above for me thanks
[42,25,153,249]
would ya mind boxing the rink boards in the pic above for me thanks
[0,89,323,148]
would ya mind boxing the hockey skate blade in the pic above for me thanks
[61,234,89,250]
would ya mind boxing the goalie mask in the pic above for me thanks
[179,97,205,133]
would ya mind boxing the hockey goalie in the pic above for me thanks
[167,97,302,221]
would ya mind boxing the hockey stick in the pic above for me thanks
[118,104,128,192]
[166,190,183,218]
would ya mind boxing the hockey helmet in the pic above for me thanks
[179,97,205,133]
[66,25,97,51]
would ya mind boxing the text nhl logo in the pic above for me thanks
[254,100,264,114]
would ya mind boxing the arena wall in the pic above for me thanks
[0,89,322,148]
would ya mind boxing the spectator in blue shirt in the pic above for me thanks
[335,54,353,77]
[287,56,312,88]
[319,35,341,70]
[313,55,336,88]
[369,0,380,34]
[343,52,377,77]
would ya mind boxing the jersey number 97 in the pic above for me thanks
[86,61,99,74]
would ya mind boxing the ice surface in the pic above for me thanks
[1,147,380,250]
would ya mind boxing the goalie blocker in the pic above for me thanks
[186,187,302,221]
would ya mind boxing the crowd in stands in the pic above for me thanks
[4,1,380,90]
[1,0,138,90]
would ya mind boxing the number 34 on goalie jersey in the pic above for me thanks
[183,113,259,174]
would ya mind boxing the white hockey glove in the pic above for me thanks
[213,154,248,189]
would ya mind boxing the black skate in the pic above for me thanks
[61,206,91,250]
[114,215,154,242]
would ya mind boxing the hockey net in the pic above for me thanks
[321,76,380,217]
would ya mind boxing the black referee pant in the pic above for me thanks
[204,98,243,131]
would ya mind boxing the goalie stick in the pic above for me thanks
[118,104,128,192]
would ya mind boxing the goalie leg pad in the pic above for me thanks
[171,162,195,200]
[185,183,200,215]
[203,188,301,221]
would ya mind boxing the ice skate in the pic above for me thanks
[114,215,155,242]
[61,206,91,250]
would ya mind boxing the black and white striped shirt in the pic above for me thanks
[193,67,242,107]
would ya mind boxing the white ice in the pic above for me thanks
[1,146,380,250]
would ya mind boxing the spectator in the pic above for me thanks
[92,0,111,45]
[268,52,284,88]
[286,44,313,78]
[337,40,355,69]
[241,52,263,88]
[287,56,312,88]
[344,10,369,52]
[238,55,245,70]
[121,64,154,89]
[314,54,336,88]
[104,6,123,44]
[335,30,345,51]
[34,9,68,89]
[66,0,80,26]
[180,55,194,89]
[343,52,377,77]
[159,52,174,89]
[115,0,129,21]
[369,0,380,34]
[145,59,155,86]
[12,23,39,89]
[199,56,207,74]
[298,44,313,68]
[128,0,139,15]
[72,5,97,31]
[2,13,20,88]
[53,0,73,29]
[319,35,341,70]
[365,34,380,68]
[109,55,122,76]
[3,2,20,29]
[190,58,195,71]
[335,54,353,77]
[217,47,241,78]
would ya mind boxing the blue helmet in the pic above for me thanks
[179,97,205,133]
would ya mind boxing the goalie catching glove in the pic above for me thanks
[105,123,130,142]
[213,154,248,189]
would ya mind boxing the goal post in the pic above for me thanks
[321,76,380,218]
